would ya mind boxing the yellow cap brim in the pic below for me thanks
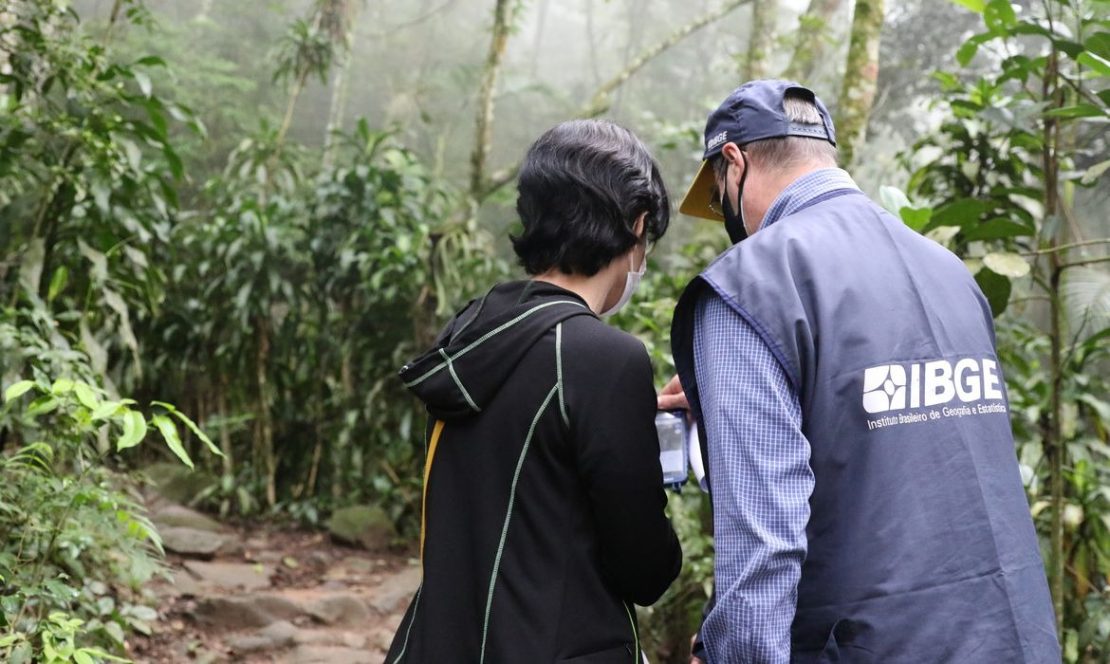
[678,160,724,222]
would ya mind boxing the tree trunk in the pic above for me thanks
[1041,45,1065,641]
[469,0,516,201]
[323,1,361,167]
[277,68,309,147]
[782,0,845,82]
[255,316,277,508]
[835,0,884,165]
[744,0,777,80]
[217,377,233,477]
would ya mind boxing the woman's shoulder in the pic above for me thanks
[558,315,650,369]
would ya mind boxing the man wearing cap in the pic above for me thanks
[666,80,1059,663]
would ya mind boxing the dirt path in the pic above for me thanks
[131,515,419,663]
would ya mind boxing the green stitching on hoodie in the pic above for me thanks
[403,300,585,388]
[391,585,422,663]
[439,348,481,412]
[479,383,558,663]
[556,323,569,428]
[623,600,640,662]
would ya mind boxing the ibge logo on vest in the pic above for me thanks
[862,357,1008,430]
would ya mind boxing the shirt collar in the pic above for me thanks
[759,168,859,230]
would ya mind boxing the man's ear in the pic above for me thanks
[720,142,745,182]
[633,211,647,239]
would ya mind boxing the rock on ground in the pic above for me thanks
[151,504,225,532]
[368,565,421,615]
[182,560,272,592]
[326,505,396,550]
[159,526,228,559]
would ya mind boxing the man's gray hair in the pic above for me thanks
[713,91,838,177]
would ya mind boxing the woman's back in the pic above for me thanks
[388,281,681,663]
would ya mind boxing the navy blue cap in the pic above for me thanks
[702,79,836,158]
[680,80,837,220]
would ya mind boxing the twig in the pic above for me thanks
[1022,239,1110,256]
[366,0,459,38]
[1059,256,1110,270]
[481,0,754,199]
[1056,73,1107,112]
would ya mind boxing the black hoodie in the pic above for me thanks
[387,281,682,664]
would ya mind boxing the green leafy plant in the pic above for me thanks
[892,1,1110,659]
[0,374,220,662]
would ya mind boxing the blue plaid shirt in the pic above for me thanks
[693,169,859,663]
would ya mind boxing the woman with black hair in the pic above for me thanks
[387,119,682,664]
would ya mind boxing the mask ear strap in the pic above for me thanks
[737,151,749,204]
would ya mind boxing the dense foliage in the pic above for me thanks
[895,1,1110,658]
[1,0,1107,662]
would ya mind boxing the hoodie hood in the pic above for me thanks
[399,281,595,421]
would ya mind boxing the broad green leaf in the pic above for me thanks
[51,378,75,395]
[117,411,148,451]
[73,650,94,664]
[957,41,979,67]
[949,0,985,13]
[164,145,184,179]
[47,266,68,303]
[933,71,960,90]
[1081,158,1110,185]
[0,633,21,647]
[73,382,99,410]
[172,410,223,457]
[92,400,123,420]
[983,252,1030,278]
[1042,103,1105,119]
[975,268,1012,317]
[1086,31,1110,60]
[1077,52,1110,78]
[931,198,988,228]
[134,55,167,67]
[900,207,932,231]
[78,648,130,663]
[27,396,59,417]
[154,401,221,455]
[962,218,1035,241]
[984,0,1017,31]
[152,414,193,468]
[4,380,37,402]
[1053,39,1085,59]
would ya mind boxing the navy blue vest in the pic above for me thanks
[672,191,1059,662]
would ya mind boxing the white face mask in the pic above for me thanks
[600,248,646,317]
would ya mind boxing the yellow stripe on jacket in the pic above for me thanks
[420,419,446,563]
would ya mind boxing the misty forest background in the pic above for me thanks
[1,0,1109,662]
